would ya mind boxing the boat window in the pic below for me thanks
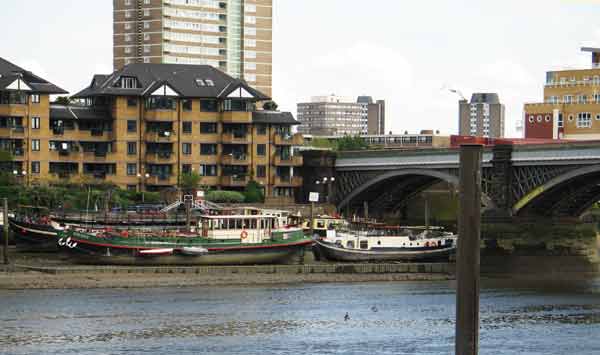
[236,219,242,229]
[317,220,325,228]
[347,241,355,249]
[250,219,257,229]
[377,240,381,245]
[360,240,368,249]
[335,240,342,246]
[243,219,250,229]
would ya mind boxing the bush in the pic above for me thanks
[206,190,245,203]
[244,180,264,203]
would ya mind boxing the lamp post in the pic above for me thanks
[137,173,150,203]
[320,176,336,204]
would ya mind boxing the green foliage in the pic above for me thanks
[54,96,71,105]
[243,180,264,203]
[179,172,202,192]
[0,150,12,162]
[336,135,369,151]
[310,137,337,150]
[262,100,278,111]
[205,190,245,203]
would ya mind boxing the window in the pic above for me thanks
[144,0,150,4]
[144,9,150,17]
[536,115,542,122]
[31,117,40,129]
[257,144,266,156]
[144,33,150,41]
[31,139,40,151]
[577,112,592,128]
[579,95,588,104]
[200,100,218,112]
[127,97,137,107]
[596,114,600,121]
[182,143,192,155]
[145,97,176,110]
[144,21,150,29]
[182,99,192,111]
[564,95,573,104]
[31,161,40,174]
[256,165,266,178]
[245,4,256,12]
[545,115,551,122]
[125,23,132,30]
[125,34,132,42]
[528,116,534,123]
[144,45,151,53]
[121,76,137,89]
[200,122,217,133]
[127,163,137,176]
[568,114,574,122]
[200,164,217,176]
[125,10,132,18]
[127,184,137,191]
[182,121,192,133]
[125,0,132,5]
[200,144,217,155]
[257,124,267,135]
[205,79,214,86]
[182,164,192,174]
[127,142,137,155]
[30,94,40,103]
[127,120,137,132]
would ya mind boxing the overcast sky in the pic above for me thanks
[2,0,600,137]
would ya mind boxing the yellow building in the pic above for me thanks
[524,47,600,140]
[0,58,303,202]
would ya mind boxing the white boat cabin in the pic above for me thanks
[324,228,456,251]
[200,214,280,243]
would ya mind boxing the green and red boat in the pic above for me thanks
[57,214,311,265]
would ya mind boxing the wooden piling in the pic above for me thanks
[3,198,8,265]
[456,144,482,355]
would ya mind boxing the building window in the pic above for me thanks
[256,165,266,178]
[596,114,600,121]
[200,164,217,176]
[30,94,40,103]
[528,116,534,123]
[144,33,150,41]
[127,120,137,132]
[182,143,192,155]
[200,144,217,155]
[257,144,266,156]
[125,34,132,42]
[536,115,542,123]
[182,99,192,111]
[545,115,551,122]
[125,10,132,18]
[144,45,151,53]
[564,95,573,104]
[182,164,192,174]
[127,163,137,176]
[31,139,40,151]
[127,97,137,107]
[200,100,218,112]
[568,114,574,122]
[182,121,192,133]
[579,95,588,104]
[31,117,40,129]
[31,161,40,174]
[127,184,137,191]
[127,142,137,155]
[577,112,592,128]
[257,124,267,135]
[144,9,150,17]
[200,122,217,134]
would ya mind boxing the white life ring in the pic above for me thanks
[240,231,248,240]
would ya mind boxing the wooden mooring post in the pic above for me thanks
[3,198,9,265]
[455,144,482,355]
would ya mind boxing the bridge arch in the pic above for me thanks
[513,164,600,217]
[337,168,493,211]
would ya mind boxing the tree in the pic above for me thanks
[336,135,368,151]
[243,180,264,203]
[54,96,71,105]
[262,100,278,111]
[179,172,202,193]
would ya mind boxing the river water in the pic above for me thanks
[1,279,600,355]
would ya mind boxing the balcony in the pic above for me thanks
[221,132,250,144]
[0,126,25,138]
[221,111,252,124]
[145,151,176,163]
[274,175,303,187]
[273,155,303,166]
[144,110,177,121]
[220,154,250,165]
[145,131,175,142]
[220,175,248,187]
[145,175,177,186]
[273,133,303,146]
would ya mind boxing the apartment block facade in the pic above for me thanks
[0,59,302,202]
[297,95,385,136]
[458,93,505,138]
[524,48,600,140]
[113,0,272,96]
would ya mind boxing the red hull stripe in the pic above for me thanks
[69,238,313,251]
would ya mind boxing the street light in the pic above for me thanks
[137,173,151,203]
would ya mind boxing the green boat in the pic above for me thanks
[57,214,312,266]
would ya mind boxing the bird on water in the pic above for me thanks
[344,312,350,321]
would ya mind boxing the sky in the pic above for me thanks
[2,0,600,137]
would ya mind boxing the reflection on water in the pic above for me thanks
[1,279,600,354]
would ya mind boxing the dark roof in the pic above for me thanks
[470,93,500,104]
[72,63,269,100]
[50,105,112,121]
[0,57,67,94]
[252,111,299,125]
